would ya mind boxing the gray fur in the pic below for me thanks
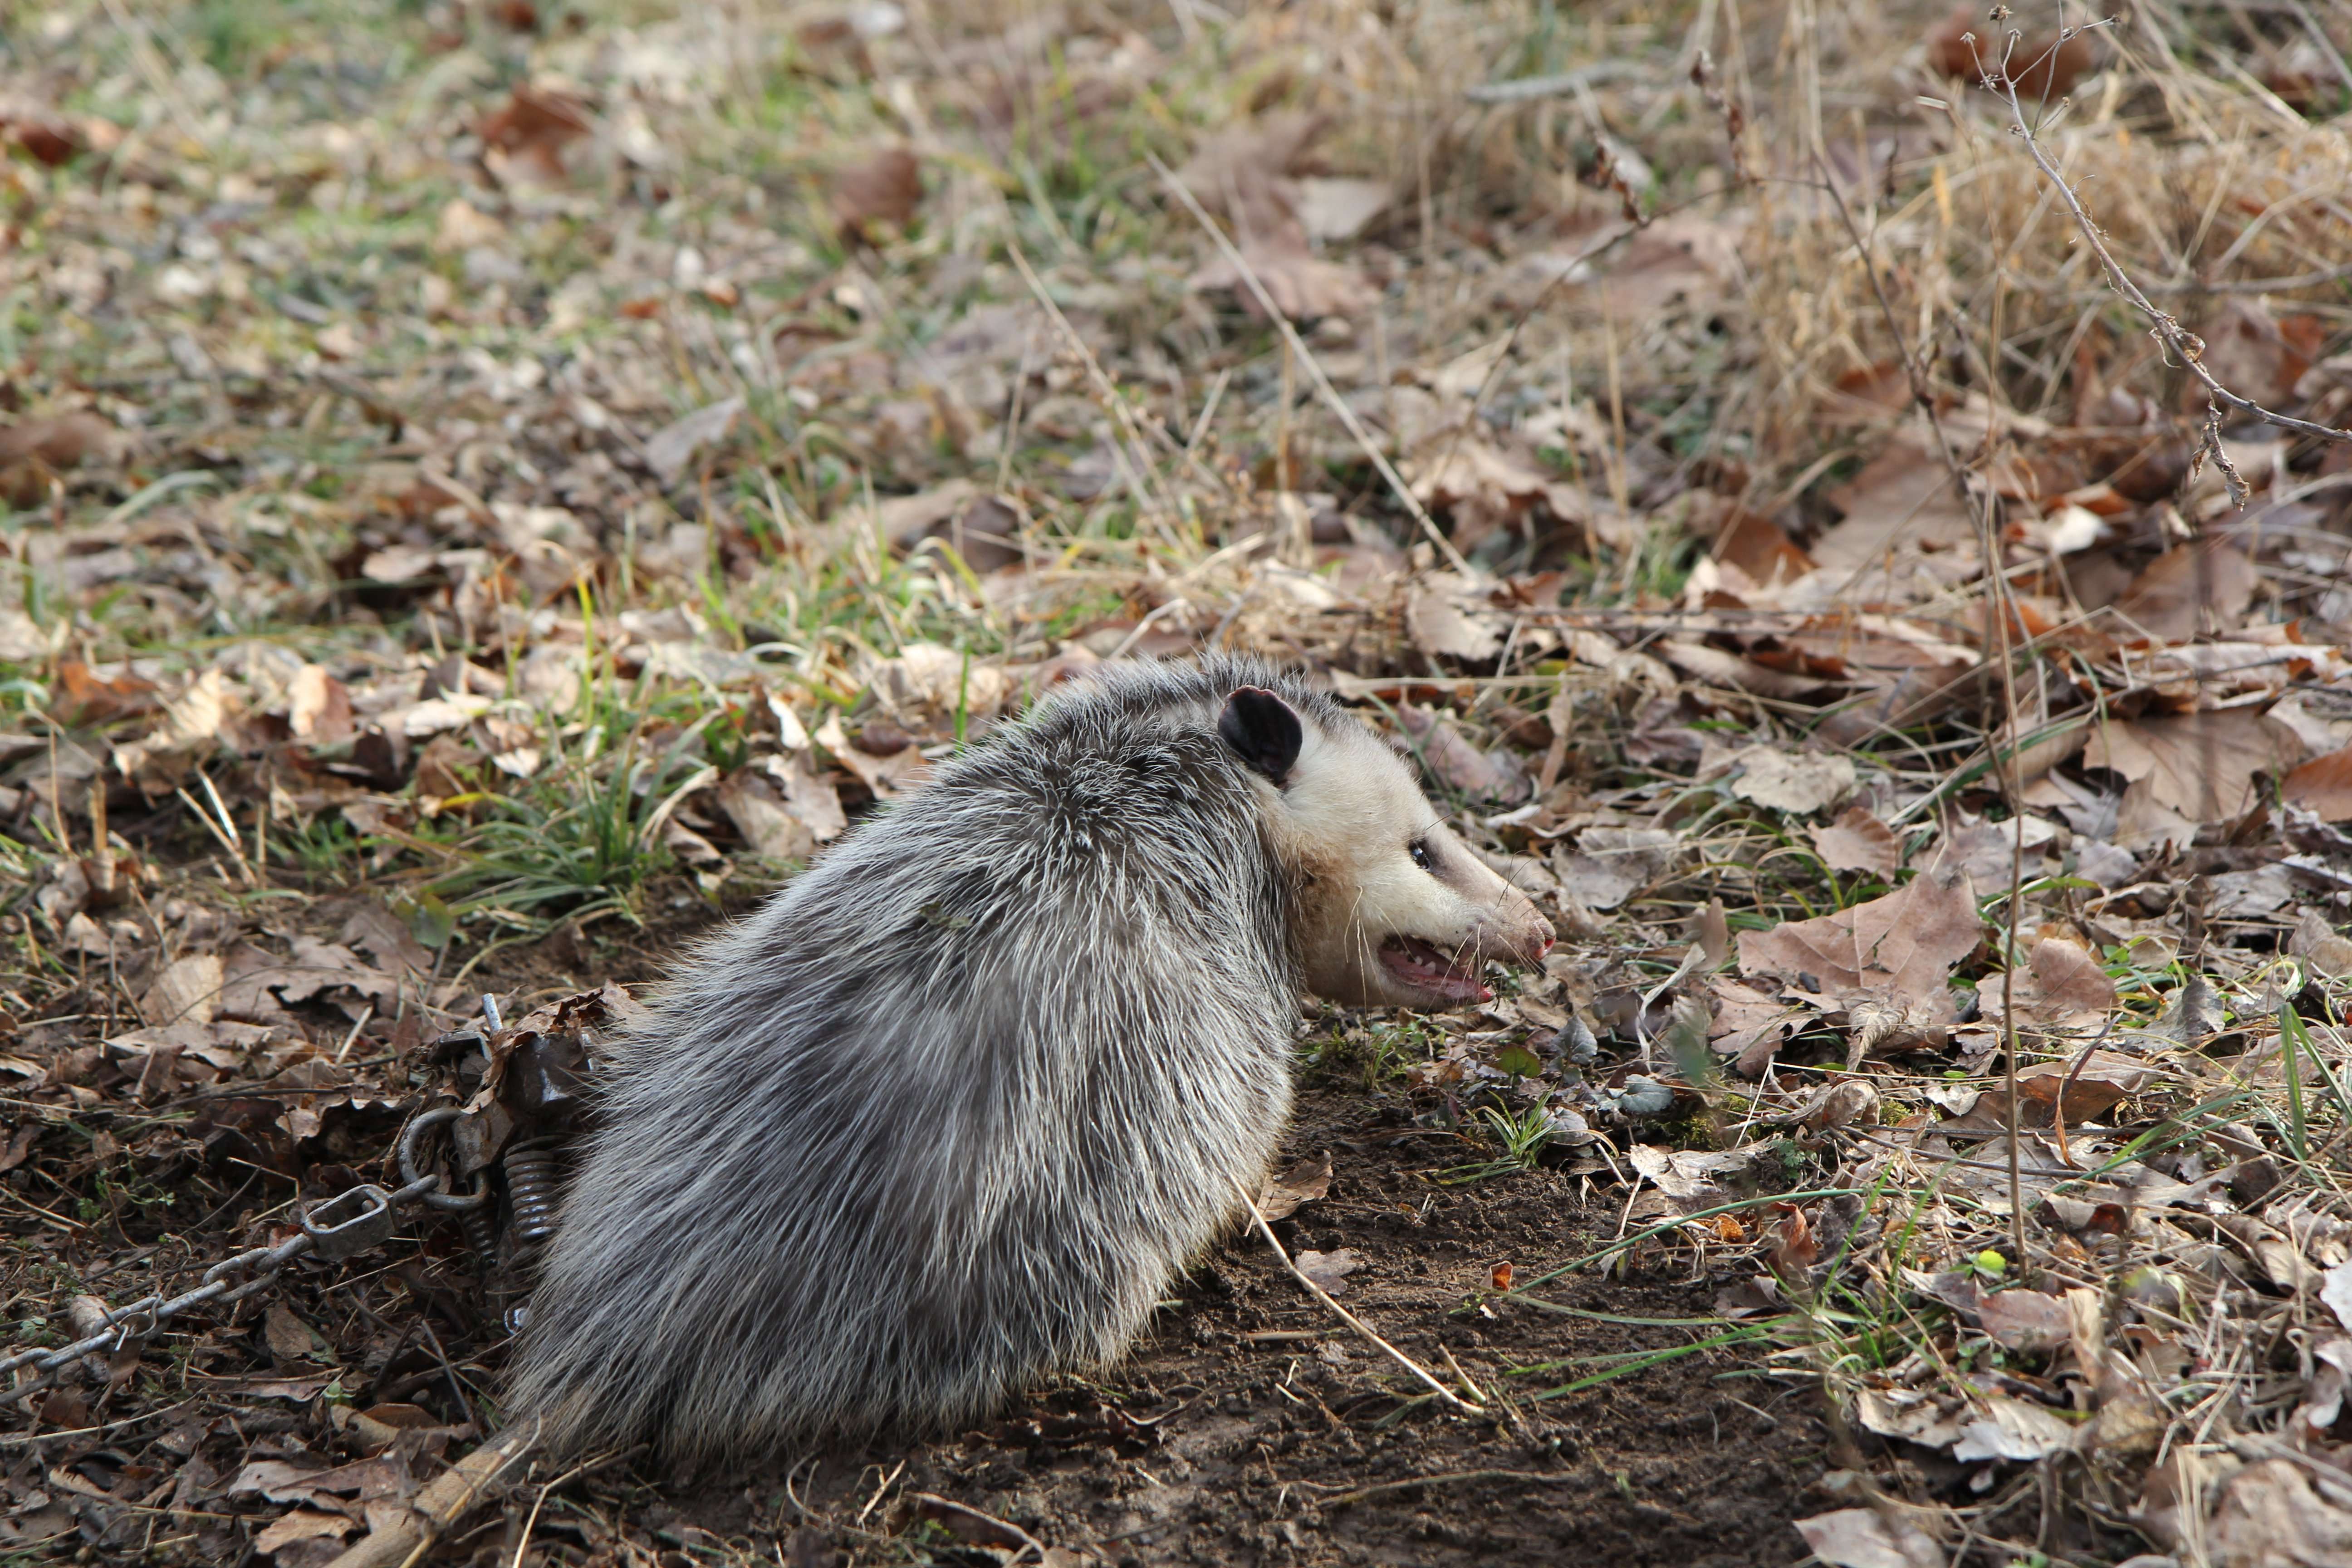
[505,656,1504,1463]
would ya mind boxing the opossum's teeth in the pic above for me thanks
[1376,935,1490,1005]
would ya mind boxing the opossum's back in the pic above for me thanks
[509,721,1300,1457]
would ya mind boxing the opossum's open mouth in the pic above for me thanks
[1377,936,1490,1004]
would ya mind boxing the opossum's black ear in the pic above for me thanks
[1219,686,1303,784]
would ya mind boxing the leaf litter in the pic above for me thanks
[1,0,2351,1564]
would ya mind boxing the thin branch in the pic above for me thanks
[1992,25,2352,457]
[1148,154,1477,576]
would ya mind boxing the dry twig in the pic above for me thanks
[1985,20,2352,502]
[1231,1177,1485,1416]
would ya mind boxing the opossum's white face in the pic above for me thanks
[1220,687,1554,1009]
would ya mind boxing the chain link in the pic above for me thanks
[1,1174,447,1411]
[5,998,519,1417]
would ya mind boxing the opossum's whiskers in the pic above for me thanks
[1231,1177,1484,1416]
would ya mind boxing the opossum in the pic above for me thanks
[506,655,1552,1463]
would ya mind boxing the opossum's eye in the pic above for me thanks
[1219,686,1303,783]
[1410,838,1436,873]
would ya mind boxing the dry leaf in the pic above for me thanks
[1763,1203,1819,1275]
[1793,1508,1948,1568]
[2109,543,2259,642]
[1725,745,1857,815]
[643,397,745,486]
[1951,1394,2076,1462]
[1188,242,1375,323]
[1978,938,2118,1033]
[1708,976,1803,1075]
[2293,908,2352,980]
[2286,745,2352,822]
[2207,1460,2352,1567]
[1396,705,1527,804]
[2008,1052,2160,1122]
[289,665,355,747]
[1257,1153,1332,1221]
[1405,573,1509,662]
[762,750,848,841]
[143,953,223,1029]
[1294,176,1390,242]
[1810,806,1901,877]
[2084,707,2302,824]
[1405,441,1585,554]
[716,771,812,862]
[832,145,923,234]
[0,410,119,467]
[1295,1249,1361,1296]
[1813,438,1978,574]
[113,669,231,795]
[264,1303,331,1362]
[478,85,593,185]
[1975,1289,2073,1352]
[1736,863,1980,1014]
[1554,826,1679,911]
[255,1509,357,1554]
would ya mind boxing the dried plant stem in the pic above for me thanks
[1004,242,1185,529]
[1993,35,2352,458]
[1808,147,2031,1268]
[1232,1178,1484,1416]
[1148,155,1475,576]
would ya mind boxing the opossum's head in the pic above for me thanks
[1219,685,1554,1009]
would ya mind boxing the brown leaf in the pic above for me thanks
[1813,439,1978,574]
[54,660,158,726]
[1736,862,1980,1014]
[1763,1203,1818,1276]
[1709,976,1802,1076]
[2082,708,2303,825]
[289,665,355,747]
[2014,1050,2161,1121]
[1295,1248,1361,1295]
[832,145,923,234]
[1404,441,1582,554]
[814,712,928,799]
[255,1509,357,1554]
[1976,1289,2073,1352]
[1809,806,1902,877]
[2292,908,2352,980]
[642,396,745,487]
[1404,572,1509,662]
[1725,745,1857,815]
[1188,240,1375,323]
[2207,1460,2352,1568]
[0,410,118,467]
[1980,938,2117,1032]
[716,769,814,862]
[142,953,224,1028]
[2287,745,2352,822]
[477,86,592,185]
[112,669,231,795]
[264,1303,330,1363]
[1396,704,1528,804]
[1257,1152,1332,1221]
[2110,543,2259,642]
[1926,3,2100,98]
[1176,111,1327,236]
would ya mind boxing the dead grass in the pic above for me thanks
[1,0,2351,1563]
